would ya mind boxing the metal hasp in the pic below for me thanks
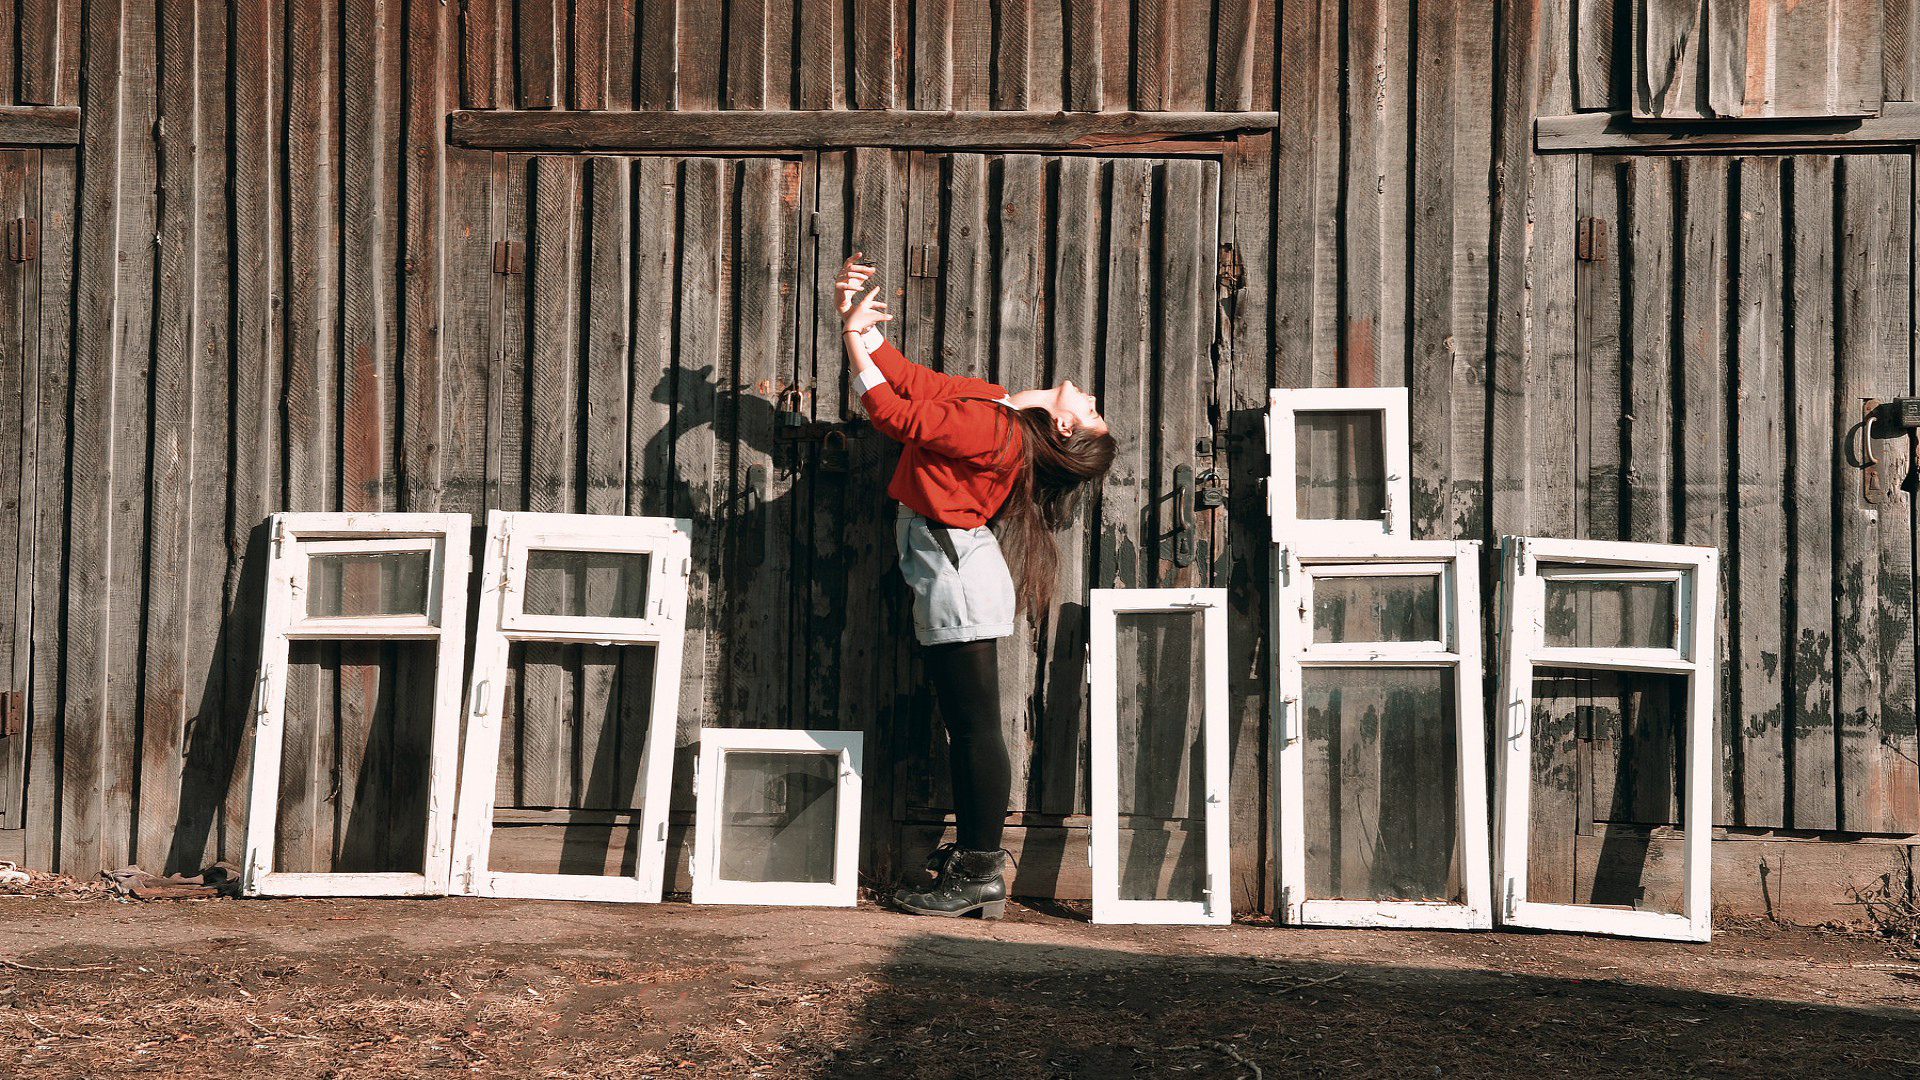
[1859,397,1920,505]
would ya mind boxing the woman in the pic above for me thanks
[835,254,1116,919]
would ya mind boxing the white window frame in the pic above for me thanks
[1268,387,1412,543]
[1088,588,1232,926]
[449,511,694,903]
[690,728,864,908]
[1273,541,1491,930]
[242,513,472,897]
[1494,536,1718,943]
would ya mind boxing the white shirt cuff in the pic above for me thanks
[858,327,885,350]
[853,366,888,396]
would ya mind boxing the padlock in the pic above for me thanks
[819,429,851,473]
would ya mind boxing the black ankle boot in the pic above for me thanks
[894,848,1009,918]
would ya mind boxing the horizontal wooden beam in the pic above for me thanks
[1537,103,1920,153]
[449,109,1279,151]
[0,106,80,145]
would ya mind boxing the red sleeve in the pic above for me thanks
[869,339,1006,401]
[860,384,1021,464]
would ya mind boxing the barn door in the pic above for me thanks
[1567,153,1918,912]
[0,149,42,830]
[877,151,1222,878]
[485,154,806,878]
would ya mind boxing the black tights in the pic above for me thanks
[924,640,1011,851]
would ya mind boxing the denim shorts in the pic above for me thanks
[894,506,1017,645]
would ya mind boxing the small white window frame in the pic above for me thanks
[241,513,472,897]
[449,511,694,903]
[690,728,864,908]
[1273,541,1491,930]
[1494,536,1718,943]
[1268,387,1412,543]
[1088,588,1232,926]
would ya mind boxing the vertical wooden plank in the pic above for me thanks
[631,156,679,521]
[937,154,990,379]
[0,153,28,829]
[276,650,324,872]
[519,0,561,108]
[584,157,632,518]
[1488,0,1541,539]
[401,0,451,513]
[1064,0,1103,111]
[764,0,795,109]
[0,0,15,106]
[1134,0,1171,111]
[797,0,845,109]
[1675,156,1731,827]
[1100,0,1131,109]
[342,0,402,514]
[674,156,728,764]
[17,0,79,105]
[914,0,954,109]
[854,0,896,108]
[1213,0,1258,112]
[952,1,993,109]
[1788,154,1838,830]
[492,157,532,516]
[443,145,497,522]
[1156,158,1214,590]
[995,0,1033,109]
[1836,154,1918,833]
[1889,0,1920,102]
[1097,157,1152,589]
[728,0,770,108]
[1168,0,1212,110]
[574,0,610,110]
[1583,159,1625,542]
[1410,2,1459,537]
[1277,0,1341,388]
[1447,0,1495,543]
[994,154,1045,812]
[23,147,74,871]
[461,0,500,108]
[608,0,638,110]
[1731,156,1789,828]
[678,0,726,109]
[284,0,337,515]
[637,0,680,110]
[1343,0,1414,388]
[1622,158,1674,544]
[1028,0,1065,111]
[1574,0,1616,110]
[1635,0,1747,117]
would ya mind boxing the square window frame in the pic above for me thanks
[690,728,864,908]
[1268,387,1413,543]
[1494,536,1719,943]
[1273,540,1492,930]
[241,513,473,897]
[449,511,694,903]
[1088,588,1232,926]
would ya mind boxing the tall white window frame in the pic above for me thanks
[1089,588,1232,926]
[449,511,693,903]
[242,513,472,897]
[1268,387,1412,542]
[1494,536,1718,942]
[690,728,864,907]
[1273,541,1491,929]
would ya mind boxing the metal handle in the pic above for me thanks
[1282,694,1301,744]
[745,464,769,566]
[471,680,490,717]
[1171,464,1195,567]
[1507,699,1528,743]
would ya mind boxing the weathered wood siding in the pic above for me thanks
[8,1,1920,910]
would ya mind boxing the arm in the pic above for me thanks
[835,254,1004,402]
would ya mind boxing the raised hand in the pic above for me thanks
[836,252,879,323]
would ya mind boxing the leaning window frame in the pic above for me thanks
[1268,387,1413,543]
[1494,536,1718,943]
[1273,541,1492,930]
[690,728,864,908]
[241,513,472,897]
[449,511,694,903]
[1088,588,1232,926]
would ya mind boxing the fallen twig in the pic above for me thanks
[0,957,111,973]
[1208,1039,1264,1080]
[1254,972,1345,994]
[247,1018,320,1042]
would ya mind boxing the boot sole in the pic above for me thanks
[894,898,1006,919]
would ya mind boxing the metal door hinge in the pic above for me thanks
[808,211,820,235]
[1575,217,1607,262]
[0,690,22,737]
[7,218,37,263]
[908,243,939,277]
[492,240,525,275]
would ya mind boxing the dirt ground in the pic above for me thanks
[2,889,1918,1080]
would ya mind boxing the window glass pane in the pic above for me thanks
[1302,667,1459,903]
[1312,573,1442,643]
[274,641,438,874]
[718,751,839,884]
[306,551,430,618]
[1543,578,1676,650]
[1115,610,1209,903]
[1296,410,1386,521]
[1527,668,1688,914]
[523,550,651,620]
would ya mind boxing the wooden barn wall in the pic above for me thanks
[13,0,1919,905]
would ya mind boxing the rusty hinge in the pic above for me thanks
[492,239,525,275]
[907,243,939,277]
[1218,242,1245,292]
[7,218,38,263]
[0,690,22,738]
[1576,217,1607,262]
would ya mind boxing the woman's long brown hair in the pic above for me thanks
[994,407,1118,622]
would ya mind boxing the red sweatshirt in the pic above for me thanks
[858,338,1024,529]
